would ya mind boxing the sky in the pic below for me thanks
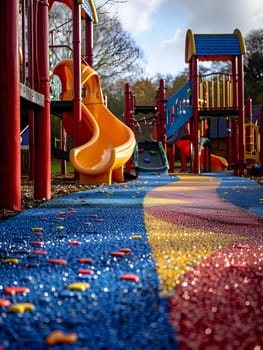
[116,0,263,76]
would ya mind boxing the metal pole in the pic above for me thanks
[28,0,35,181]
[0,0,21,210]
[232,57,237,109]
[72,0,82,148]
[159,79,166,151]
[237,55,245,176]
[124,83,134,174]
[60,120,67,175]
[191,57,200,174]
[34,0,51,200]
[85,18,93,66]
[260,106,263,176]
[21,0,26,84]
[226,117,232,170]
[233,121,239,175]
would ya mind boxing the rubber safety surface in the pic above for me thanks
[0,173,262,349]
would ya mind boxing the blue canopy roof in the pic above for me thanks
[195,34,241,56]
[185,29,246,62]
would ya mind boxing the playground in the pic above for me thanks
[0,173,263,349]
[0,1,263,349]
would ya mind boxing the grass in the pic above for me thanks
[51,158,74,175]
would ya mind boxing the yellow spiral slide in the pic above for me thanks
[53,60,135,185]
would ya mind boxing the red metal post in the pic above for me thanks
[245,98,253,157]
[237,55,245,176]
[203,146,209,172]
[0,0,21,210]
[124,83,134,129]
[72,0,82,148]
[260,106,263,176]
[202,119,209,172]
[232,57,238,109]
[233,121,239,175]
[245,98,252,123]
[34,0,51,200]
[28,0,35,181]
[159,79,166,151]
[85,18,93,66]
[190,56,200,174]
[155,90,160,140]
[124,83,134,174]
[21,0,26,84]
[60,120,67,175]
[226,117,232,170]
[168,145,175,173]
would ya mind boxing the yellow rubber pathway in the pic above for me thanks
[144,174,263,348]
[0,173,262,349]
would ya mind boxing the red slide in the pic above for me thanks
[176,139,228,171]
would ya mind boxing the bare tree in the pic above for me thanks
[95,0,127,13]
[48,1,145,86]
[49,3,74,70]
[93,13,145,84]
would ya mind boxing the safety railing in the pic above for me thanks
[166,73,238,137]
[166,81,192,137]
[198,73,234,110]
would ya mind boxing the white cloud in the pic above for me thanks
[161,29,183,53]
[116,0,263,75]
[176,0,263,35]
[117,0,164,34]
[159,28,186,74]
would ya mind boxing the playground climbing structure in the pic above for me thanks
[166,29,247,175]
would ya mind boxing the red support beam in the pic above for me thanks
[232,57,238,109]
[72,0,82,148]
[21,0,26,84]
[124,83,134,174]
[0,0,21,210]
[85,19,93,66]
[124,83,134,129]
[28,0,35,181]
[34,0,51,200]
[233,121,239,175]
[245,98,253,123]
[168,145,175,173]
[158,79,166,151]
[237,55,245,176]
[60,120,67,175]
[190,57,200,174]
[260,106,263,176]
[226,118,232,170]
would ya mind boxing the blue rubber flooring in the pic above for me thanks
[207,173,263,216]
[0,174,178,350]
[0,172,262,349]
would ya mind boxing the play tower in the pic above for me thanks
[0,1,98,210]
[166,29,247,175]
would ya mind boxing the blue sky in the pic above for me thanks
[116,0,263,76]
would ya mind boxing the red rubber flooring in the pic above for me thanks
[0,174,262,349]
[144,175,263,349]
